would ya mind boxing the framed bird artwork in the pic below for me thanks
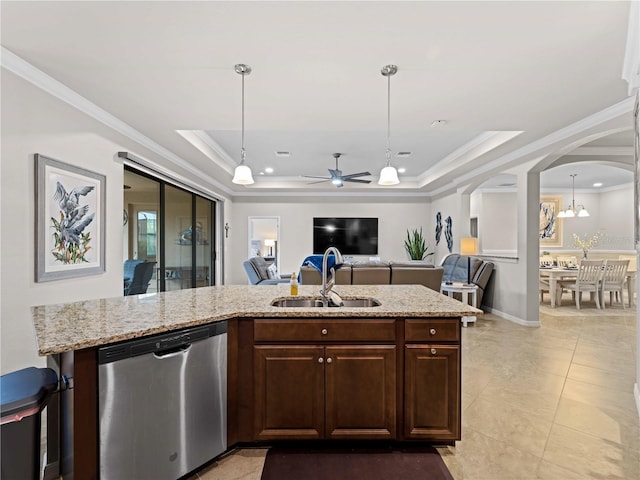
[36,154,106,281]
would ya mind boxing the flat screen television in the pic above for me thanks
[313,217,378,255]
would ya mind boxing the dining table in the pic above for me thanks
[540,265,637,308]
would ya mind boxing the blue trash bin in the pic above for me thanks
[1,367,58,480]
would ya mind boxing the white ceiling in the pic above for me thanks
[1,1,635,196]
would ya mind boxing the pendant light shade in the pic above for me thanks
[378,64,400,186]
[379,165,400,185]
[232,164,254,185]
[557,174,589,218]
[232,63,254,185]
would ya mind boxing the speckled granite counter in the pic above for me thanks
[31,284,481,355]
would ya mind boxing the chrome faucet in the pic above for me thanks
[320,246,344,306]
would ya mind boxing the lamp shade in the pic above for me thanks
[264,239,275,247]
[577,208,590,217]
[232,164,254,185]
[378,165,400,185]
[460,237,478,255]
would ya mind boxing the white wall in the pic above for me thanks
[229,199,431,285]
[473,186,634,255]
[598,185,635,250]
[477,192,518,254]
[1,73,124,373]
[0,72,232,374]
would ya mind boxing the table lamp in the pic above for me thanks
[460,237,479,286]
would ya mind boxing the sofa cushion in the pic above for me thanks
[300,265,351,285]
[249,256,270,280]
[351,262,391,284]
[390,264,443,291]
[441,254,482,283]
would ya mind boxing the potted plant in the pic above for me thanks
[404,228,434,261]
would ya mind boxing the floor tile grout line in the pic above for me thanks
[534,315,581,479]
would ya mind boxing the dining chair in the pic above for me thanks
[539,255,554,266]
[563,259,605,309]
[539,278,563,305]
[600,259,629,309]
[556,256,577,267]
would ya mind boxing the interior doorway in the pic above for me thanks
[248,216,280,274]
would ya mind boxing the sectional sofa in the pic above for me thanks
[300,261,445,292]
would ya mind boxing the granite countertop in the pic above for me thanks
[31,284,481,355]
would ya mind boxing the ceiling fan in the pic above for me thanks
[303,153,372,188]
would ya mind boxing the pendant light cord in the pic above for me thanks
[386,73,391,166]
[241,71,246,165]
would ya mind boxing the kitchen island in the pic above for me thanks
[32,284,480,479]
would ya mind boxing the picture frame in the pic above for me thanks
[36,154,106,282]
[539,195,563,247]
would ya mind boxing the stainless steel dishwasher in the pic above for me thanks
[98,322,227,480]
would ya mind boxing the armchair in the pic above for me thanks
[243,257,289,285]
[124,261,156,296]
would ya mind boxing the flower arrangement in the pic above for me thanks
[572,232,601,259]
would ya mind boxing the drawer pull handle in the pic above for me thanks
[318,357,324,363]
[430,328,437,335]
[326,357,332,364]
[321,328,328,335]
[431,348,437,355]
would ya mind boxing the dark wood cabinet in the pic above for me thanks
[404,345,460,440]
[252,319,397,441]
[403,319,461,441]
[234,316,461,444]
[254,345,324,440]
[325,345,396,439]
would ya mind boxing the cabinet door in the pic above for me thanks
[325,346,396,440]
[254,346,324,440]
[404,345,460,440]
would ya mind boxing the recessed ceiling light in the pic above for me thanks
[398,168,406,173]
[259,171,265,175]
[265,167,274,173]
[275,151,291,157]
[431,120,447,127]
[593,182,603,187]
[396,152,412,158]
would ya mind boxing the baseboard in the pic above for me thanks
[634,383,640,421]
[43,460,60,480]
[484,307,541,327]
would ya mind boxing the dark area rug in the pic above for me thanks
[260,446,454,480]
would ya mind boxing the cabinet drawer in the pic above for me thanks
[254,319,396,343]
[405,319,459,342]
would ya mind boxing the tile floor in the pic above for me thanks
[191,294,639,480]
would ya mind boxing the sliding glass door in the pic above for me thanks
[123,166,217,294]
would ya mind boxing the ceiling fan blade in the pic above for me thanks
[303,175,332,180]
[307,179,331,185]
[344,178,372,184]
[342,171,372,179]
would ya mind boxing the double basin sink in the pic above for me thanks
[271,297,381,308]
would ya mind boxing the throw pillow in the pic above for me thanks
[267,264,280,279]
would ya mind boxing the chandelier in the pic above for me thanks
[557,174,589,218]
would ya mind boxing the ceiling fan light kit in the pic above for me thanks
[303,152,372,188]
[232,63,255,185]
[557,173,589,218]
[378,64,400,186]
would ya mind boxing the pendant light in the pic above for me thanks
[557,174,589,218]
[232,63,255,185]
[378,64,400,185]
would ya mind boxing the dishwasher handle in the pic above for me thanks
[153,344,192,359]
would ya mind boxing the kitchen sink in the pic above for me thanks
[271,297,381,308]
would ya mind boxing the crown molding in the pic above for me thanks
[1,47,233,196]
